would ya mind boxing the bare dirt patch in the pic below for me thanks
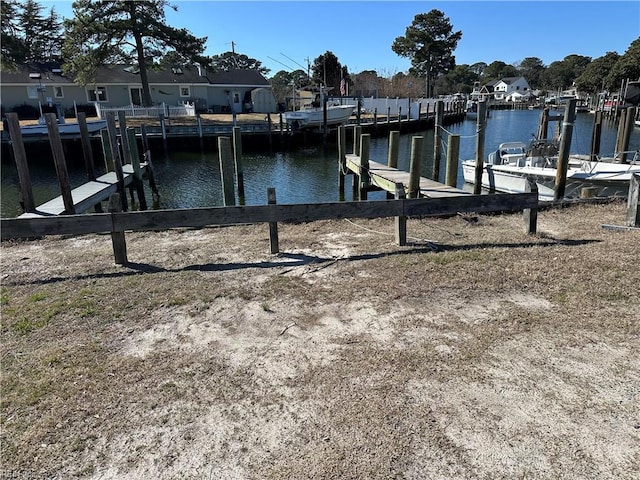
[1,201,638,479]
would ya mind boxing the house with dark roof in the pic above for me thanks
[0,63,276,116]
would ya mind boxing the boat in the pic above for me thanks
[19,118,107,137]
[461,140,640,201]
[283,86,355,130]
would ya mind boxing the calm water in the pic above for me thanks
[2,109,638,218]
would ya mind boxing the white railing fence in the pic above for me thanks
[94,102,195,119]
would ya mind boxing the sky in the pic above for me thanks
[43,0,640,76]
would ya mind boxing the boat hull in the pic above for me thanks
[284,105,355,129]
[462,159,640,200]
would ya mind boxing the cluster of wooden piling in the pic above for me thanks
[5,111,158,216]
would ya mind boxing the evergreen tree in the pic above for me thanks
[63,0,207,106]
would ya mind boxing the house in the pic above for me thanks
[0,62,276,117]
[470,81,494,101]
[492,77,531,101]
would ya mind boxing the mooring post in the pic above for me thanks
[388,130,400,169]
[5,113,36,213]
[445,134,460,187]
[359,133,371,200]
[140,124,160,207]
[105,113,128,211]
[473,100,488,194]
[44,113,75,214]
[554,98,577,200]
[77,112,97,182]
[108,193,128,265]
[159,113,168,153]
[433,99,444,181]
[590,110,603,161]
[524,178,538,235]
[353,125,362,155]
[408,136,424,199]
[232,126,245,204]
[617,106,635,163]
[218,136,236,206]
[127,128,148,210]
[627,173,640,228]
[537,108,550,140]
[338,125,346,198]
[394,182,407,246]
[267,187,279,254]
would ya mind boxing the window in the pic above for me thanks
[87,86,108,102]
[180,86,190,97]
[54,86,64,98]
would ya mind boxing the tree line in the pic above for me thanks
[2,1,638,107]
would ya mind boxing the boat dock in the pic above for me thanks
[4,111,157,218]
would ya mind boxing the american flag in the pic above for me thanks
[340,77,346,96]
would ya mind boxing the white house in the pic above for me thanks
[492,77,531,101]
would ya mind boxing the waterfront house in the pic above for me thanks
[492,77,531,101]
[0,62,276,117]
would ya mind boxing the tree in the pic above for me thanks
[481,61,518,83]
[438,64,478,94]
[574,52,619,93]
[542,54,591,91]
[606,37,640,90]
[517,57,545,89]
[1,0,27,68]
[269,69,310,105]
[311,51,344,93]
[206,51,269,76]
[19,0,63,62]
[63,0,207,107]
[391,9,462,97]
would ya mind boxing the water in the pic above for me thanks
[2,110,638,218]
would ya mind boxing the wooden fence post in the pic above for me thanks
[627,173,640,228]
[267,187,279,254]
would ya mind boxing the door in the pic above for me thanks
[130,87,143,106]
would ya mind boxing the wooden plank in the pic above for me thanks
[402,193,537,217]
[2,214,112,238]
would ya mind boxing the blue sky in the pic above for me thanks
[44,1,639,76]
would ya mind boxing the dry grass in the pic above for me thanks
[1,201,639,479]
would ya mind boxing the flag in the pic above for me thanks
[340,77,346,96]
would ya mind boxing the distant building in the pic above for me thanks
[492,77,531,101]
[0,63,276,116]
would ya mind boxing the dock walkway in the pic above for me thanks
[19,163,147,218]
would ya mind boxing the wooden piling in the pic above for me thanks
[394,182,407,246]
[473,101,488,194]
[77,112,98,181]
[445,134,460,188]
[44,113,75,214]
[359,133,371,200]
[5,113,35,212]
[100,129,115,171]
[590,110,603,161]
[627,173,640,227]
[267,187,279,254]
[554,99,577,200]
[127,128,148,210]
[105,113,128,211]
[537,108,550,140]
[617,106,635,163]
[524,178,538,234]
[387,131,400,169]
[433,100,444,181]
[159,113,168,153]
[140,124,160,206]
[353,125,362,155]
[232,126,245,203]
[218,136,235,206]
[338,125,346,197]
[408,136,424,198]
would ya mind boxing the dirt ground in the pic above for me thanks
[1,201,639,479]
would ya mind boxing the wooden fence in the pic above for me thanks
[1,188,539,265]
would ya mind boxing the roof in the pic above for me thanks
[1,63,270,87]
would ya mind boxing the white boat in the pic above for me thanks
[284,103,355,130]
[19,119,107,137]
[462,140,640,201]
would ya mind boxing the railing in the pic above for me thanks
[94,102,196,119]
